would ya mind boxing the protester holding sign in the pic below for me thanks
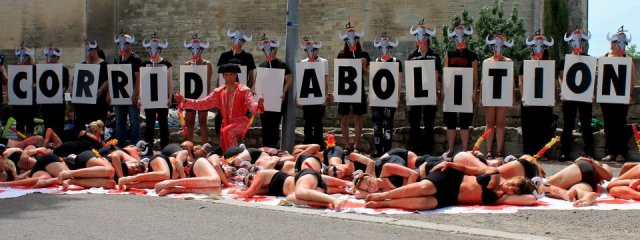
[337,22,371,154]
[141,32,173,150]
[41,46,70,138]
[112,32,142,147]
[370,33,402,157]
[176,64,264,152]
[599,26,635,162]
[558,28,594,161]
[482,34,514,161]
[298,37,329,148]
[519,31,555,157]
[216,28,256,136]
[12,43,37,135]
[443,22,478,158]
[73,40,109,136]
[257,34,292,148]
[406,20,441,156]
[183,33,213,144]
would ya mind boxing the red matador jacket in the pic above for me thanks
[183,82,263,126]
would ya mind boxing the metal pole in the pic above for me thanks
[282,0,299,152]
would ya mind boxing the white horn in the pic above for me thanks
[563,33,572,42]
[242,34,252,42]
[464,26,474,35]
[313,41,322,49]
[159,40,169,49]
[15,49,20,55]
[582,31,591,40]
[127,35,135,44]
[525,36,535,46]
[628,34,632,43]
[389,39,399,47]
[300,42,307,49]
[485,35,495,45]
[114,35,120,43]
[339,31,348,40]
[544,37,554,46]
[25,48,35,56]
[227,29,235,37]
[373,39,381,48]
[356,31,364,38]
[271,40,280,48]
[142,39,150,48]
[447,28,456,38]
[425,27,436,36]
[504,39,514,47]
[410,26,419,35]
[184,40,192,48]
[200,41,210,49]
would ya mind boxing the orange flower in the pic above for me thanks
[325,134,336,148]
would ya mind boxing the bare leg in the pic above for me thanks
[366,180,436,201]
[546,164,583,189]
[460,129,470,151]
[485,107,496,155]
[366,196,437,210]
[198,110,209,144]
[59,166,115,183]
[44,128,63,148]
[185,110,196,142]
[353,114,362,150]
[453,152,489,168]
[13,136,45,149]
[125,181,159,189]
[446,129,456,154]
[67,178,117,189]
[495,107,508,155]
[571,183,597,207]
[155,177,221,193]
[609,186,640,200]
[340,115,351,149]
[619,163,640,177]
[158,186,221,197]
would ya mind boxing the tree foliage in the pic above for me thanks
[543,0,569,62]
[626,44,640,59]
[431,0,529,71]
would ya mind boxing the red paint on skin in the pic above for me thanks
[342,200,365,209]
[596,199,632,205]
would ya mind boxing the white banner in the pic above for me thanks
[180,65,208,100]
[295,62,325,105]
[140,66,168,109]
[255,67,285,112]
[72,64,101,104]
[443,67,473,113]
[8,65,33,105]
[522,60,556,106]
[369,61,399,107]
[217,65,247,87]
[333,59,362,103]
[596,57,633,104]
[108,64,134,105]
[405,60,437,106]
[560,54,597,102]
[481,61,514,107]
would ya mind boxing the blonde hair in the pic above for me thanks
[87,120,104,135]
[2,160,17,182]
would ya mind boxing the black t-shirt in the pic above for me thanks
[218,50,256,85]
[446,48,478,68]
[114,54,142,74]
[141,59,172,68]
[258,58,291,75]
[77,61,109,106]
[407,48,443,73]
[375,57,403,72]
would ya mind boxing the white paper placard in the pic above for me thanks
[36,64,64,104]
[180,65,208,100]
[8,65,33,105]
[443,67,473,113]
[596,56,633,104]
[255,67,285,112]
[405,60,437,106]
[108,64,134,105]
[333,59,362,103]
[481,61,514,107]
[296,62,325,105]
[72,64,101,104]
[522,60,556,106]
[217,65,247,87]
[140,66,168,109]
[369,61,399,107]
[560,54,597,102]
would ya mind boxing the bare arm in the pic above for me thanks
[379,164,419,185]
[283,73,293,97]
[495,194,537,206]
[167,67,174,106]
[349,152,376,176]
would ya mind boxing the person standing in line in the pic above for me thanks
[113,32,142,147]
[12,43,37,136]
[41,45,70,139]
[183,33,213,144]
[74,39,110,137]
[257,34,292,149]
[406,19,442,156]
[298,36,330,149]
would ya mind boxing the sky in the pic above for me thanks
[588,0,640,55]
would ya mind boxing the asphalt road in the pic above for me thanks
[0,161,637,240]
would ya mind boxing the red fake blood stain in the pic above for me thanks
[596,199,631,205]
[372,208,411,213]
[240,196,271,202]
[108,188,148,195]
[343,201,365,209]
[533,201,550,207]
[0,190,5,193]
[66,186,85,191]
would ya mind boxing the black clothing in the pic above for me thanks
[247,148,263,164]
[386,148,409,162]
[141,58,173,150]
[217,50,257,86]
[294,154,322,173]
[517,159,539,179]
[53,134,103,157]
[268,171,290,197]
[148,154,174,179]
[69,150,97,170]
[258,58,291,148]
[73,61,109,135]
[408,105,437,155]
[302,105,325,148]
[476,174,502,204]
[41,66,70,137]
[443,49,477,130]
[29,154,60,177]
[577,160,599,191]
[294,168,326,191]
[561,101,594,156]
[374,155,407,188]
[424,168,465,208]
[161,143,182,157]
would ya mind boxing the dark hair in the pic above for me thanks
[97,49,106,60]
[512,176,536,195]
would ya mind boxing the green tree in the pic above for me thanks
[543,0,569,62]
[626,44,640,59]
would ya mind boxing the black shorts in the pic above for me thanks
[577,160,599,191]
[30,154,61,177]
[338,102,367,115]
[425,168,464,208]
[443,112,474,130]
